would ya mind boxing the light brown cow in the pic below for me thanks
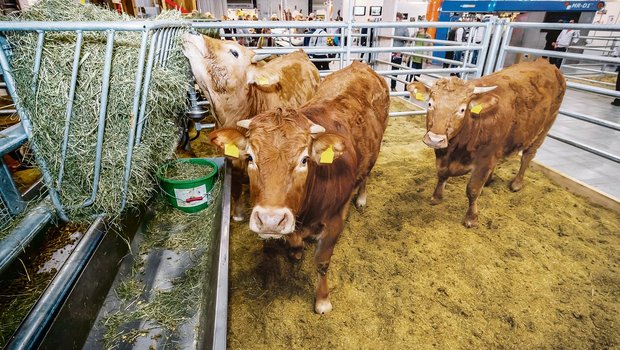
[408,59,566,227]
[209,62,389,313]
[182,33,320,220]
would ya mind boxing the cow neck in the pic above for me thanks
[207,82,254,128]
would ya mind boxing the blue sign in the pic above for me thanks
[440,0,605,12]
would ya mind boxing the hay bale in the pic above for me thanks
[4,0,189,220]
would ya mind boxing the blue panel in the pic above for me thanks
[440,0,604,12]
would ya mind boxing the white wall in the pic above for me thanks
[396,1,428,22]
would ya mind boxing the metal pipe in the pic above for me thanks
[547,133,620,163]
[7,215,106,350]
[494,25,513,71]
[475,22,493,78]
[507,22,620,30]
[0,201,54,275]
[57,30,83,191]
[483,19,505,75]
[562,65,617,75]
[81,30,115,208]
[121,30,150,210]
[565,75,615,87]
[559,110,620,131]
[503,46,620,65]
[135,30,160,145]
[566,81,620,97]
[0,20,192,32]
[31,31,45,93]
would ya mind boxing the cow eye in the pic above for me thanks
[247,154,253,162]
[229,49,239,58]
[301,156,309,165]
[459,107,466,113]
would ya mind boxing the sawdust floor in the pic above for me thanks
[191,101,620,349]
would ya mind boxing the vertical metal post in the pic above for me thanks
[57,30,84,190]
[120,30,150,210]
[483,19,505,76]
[494,24,513,72]
[31,31,45,92]
[339,23,345,69]
[82,29,115,207]
[345,5,354,65]
[0,160,25,215]
[475,22,493,78]
[153,27,165,66]
[135,30,160,146]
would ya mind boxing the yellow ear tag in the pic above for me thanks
[256,76,269,85]
[470,104,483,114]
[224,143,239,158]
[415,92,425,101]
[319,145,335,164]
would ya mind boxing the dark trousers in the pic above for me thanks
[390,55,403,90]
[407,60,422,84]
[613,68,620,105]
[550,47,567,69]
[312,55,330,71]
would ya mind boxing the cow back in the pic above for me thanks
[455,59,566,157]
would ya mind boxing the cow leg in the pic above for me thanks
[484,170,495,187]
[355,178,367,208]
[463,165,494,228]
[285,231,304,261]
[430,171,449,205]
[231,175,245,221]
[314,219,342,314]
[510,146,538,192]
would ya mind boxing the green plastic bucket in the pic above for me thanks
[156,158,218,213]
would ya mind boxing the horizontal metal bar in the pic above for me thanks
[559,109,620,131]
[0,109,17,115]
[502,46,620,64]
[379,35,467,46]
[562,65,617,75]
[565,75,614,87]
[8,215,106,349]
[350,21,486,29]
[191,20,486,30]
[566,81,620,97]
[508,22,620,30]
[0,201,54,275]
[389,110,427,117]
[0,20,190,31]
[547,133,620,163]
[0,122,28,156]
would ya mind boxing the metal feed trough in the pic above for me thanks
[0,20,230,349]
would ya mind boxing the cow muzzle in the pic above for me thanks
[249,206,295,238]
[423,131,448,149]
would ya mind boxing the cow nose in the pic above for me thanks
[249,206,295,235]
[423,131,448,149]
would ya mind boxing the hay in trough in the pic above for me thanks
[162,161,215,181]
[101,176,222,349]
[4,0,189,220]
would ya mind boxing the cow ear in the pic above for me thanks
[406,82,430,101]
[247,65,281,91]
[208,128,248,159]
[469,94,499,118]
[311,133,346,165]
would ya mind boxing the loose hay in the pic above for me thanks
[3,0,189,220]
[185,107,620,349]
[162,162,215,181]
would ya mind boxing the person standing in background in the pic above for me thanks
[391,12,411,92]
[406,27,431,83]
[551,20,580,69]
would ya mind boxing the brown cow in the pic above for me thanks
[209,62,389,313]
[407,59,566,227]
[182,33,320,220]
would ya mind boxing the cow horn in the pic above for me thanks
[309,124,325,134]
[415,75,436,88]
[237,119,252,129]
[251,54,270,63]
[473,86,497,94]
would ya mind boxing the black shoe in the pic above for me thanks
[612,99,620,106]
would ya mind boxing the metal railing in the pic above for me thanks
[488,21,620,164]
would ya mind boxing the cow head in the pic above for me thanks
[209,109,345,239]
[407,77,497,149]
[182,33,277,95]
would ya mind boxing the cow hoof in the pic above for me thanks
[463,216,478,228]
[510,180,523,192]
[430,197,443,206]
[355,196,367,208]
[315,299,333,314]
[232,215,245,222]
